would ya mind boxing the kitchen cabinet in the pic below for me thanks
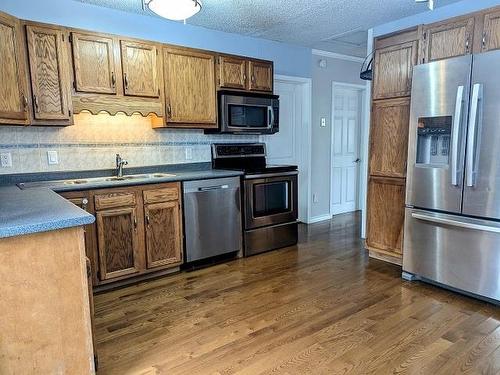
[162,47,217,128]
[248,60,273,92]
[373,40,418,100]
[26,24,72,124]
[369,98,410,178]
[366,176,405,260]
[96,205,142,280]
[481,9,500,52]
[420,16,475,63]
[144,201,182,268]
[71,32,117,95]
[120,40,160,98]
[218,55,247,90]
[0,11,29,125]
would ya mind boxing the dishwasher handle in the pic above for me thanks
[198,184,229,192]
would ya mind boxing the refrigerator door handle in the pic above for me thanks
[466,83,482,187]
[451,85,464,186]
[412,211,500,233]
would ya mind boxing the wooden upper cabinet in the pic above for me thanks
[218,55,247,90]
[481,9,500,52]
[373,40,417,100]
[0,12,28,124]
[145,201,182,269]
[163,48,216,126]
[71,32,117,95]
[26,25,71,122]
[120,40,160,98]
[248,60,273,92]
[369,98,410,178]
[96,206,141,280]
[420,16,475,63]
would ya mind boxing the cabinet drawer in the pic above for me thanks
[143,187,179,204]
[94,192,136,210]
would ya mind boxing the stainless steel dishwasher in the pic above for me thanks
[183,176,242,262]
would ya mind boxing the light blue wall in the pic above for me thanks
[374,0,500,37]
[0,0,311,78]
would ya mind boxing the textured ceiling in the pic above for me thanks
[74,0,462,57]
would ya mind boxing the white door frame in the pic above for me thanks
[330,81,367,218]
[270,74,312,223]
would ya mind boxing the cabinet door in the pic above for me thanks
[218,56,246,89]
[421,17,474,63]
[0,12,28,124]
[144,201,182,268]
[26,25,71,121]
[366,176,405,256]
[71,32,117,94]
[96,207,141,280]
[248,60,273,92]
[121,40,160,98]
[373,41,417,100]
[482,10,500,52]
[369,98,410,178]
[164,48,216,126]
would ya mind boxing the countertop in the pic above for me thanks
[0,163,243,239]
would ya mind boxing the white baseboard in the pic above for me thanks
[306,214,333,224]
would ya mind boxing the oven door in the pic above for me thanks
[244,172,298,229]
[220,93,278,134]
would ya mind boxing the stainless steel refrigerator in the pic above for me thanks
[404,50,500,304]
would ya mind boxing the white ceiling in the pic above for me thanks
[74,0,462,57]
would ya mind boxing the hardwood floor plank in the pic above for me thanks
[94,212,499,375]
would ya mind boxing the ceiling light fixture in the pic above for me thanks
[145,0,202,21]
[415,0,434,11]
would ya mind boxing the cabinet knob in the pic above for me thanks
[82,198,89,211]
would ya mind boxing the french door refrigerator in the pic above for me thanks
[404,50,500,304]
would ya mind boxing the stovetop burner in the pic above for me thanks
[211,143,297,175]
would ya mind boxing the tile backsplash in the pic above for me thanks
[0,113,258,175]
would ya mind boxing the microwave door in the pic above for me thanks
[462,50,500,219]
[406,55,472,214]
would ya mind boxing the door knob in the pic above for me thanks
[354,158,361,163]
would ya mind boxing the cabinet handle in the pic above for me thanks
[111,72,116,87]
[33,95,40,113]
[251,75,255,82]
[133,215,137,229]
[124,73,129,89]
[81,198,88,211]
[22,94,28,110]
[146,214,150,226]
[482,32,487,49]
[243,74,247,82]
[465,36,470,51]
[167,103,172,118]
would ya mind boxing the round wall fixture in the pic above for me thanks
[146,0,202,21]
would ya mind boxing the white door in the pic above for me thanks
[263,78,309,222]
[330,85,362,215]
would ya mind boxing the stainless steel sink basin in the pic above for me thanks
[19,172,177,190]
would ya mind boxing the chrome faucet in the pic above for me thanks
[115,154,128,177]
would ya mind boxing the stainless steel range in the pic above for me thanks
[212,143,298,256]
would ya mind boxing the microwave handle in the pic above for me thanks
[268,106,275,128]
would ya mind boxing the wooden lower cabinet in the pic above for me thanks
[145,201,182,268]
[96,206,142,280]
[366,176,406,261]
[60,182,183,286]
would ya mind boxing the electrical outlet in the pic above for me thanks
[320,118,326,127]
[0,152,12,168]
[185,147,193,160]
[47,150,59,165]
[313,193,319,203]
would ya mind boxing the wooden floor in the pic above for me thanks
[94,212,500,375]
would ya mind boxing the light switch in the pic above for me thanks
[320,118,326,127]
[185,147,193,160]
[0,152,12,168]
[313,193,319,203]
[47,150,59,165]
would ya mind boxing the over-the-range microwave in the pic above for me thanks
[207,90,279,134]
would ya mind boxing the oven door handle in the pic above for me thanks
[244,171,298,179]
[267,106,275,128]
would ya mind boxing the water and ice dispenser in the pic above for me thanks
[416,116,452,167]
